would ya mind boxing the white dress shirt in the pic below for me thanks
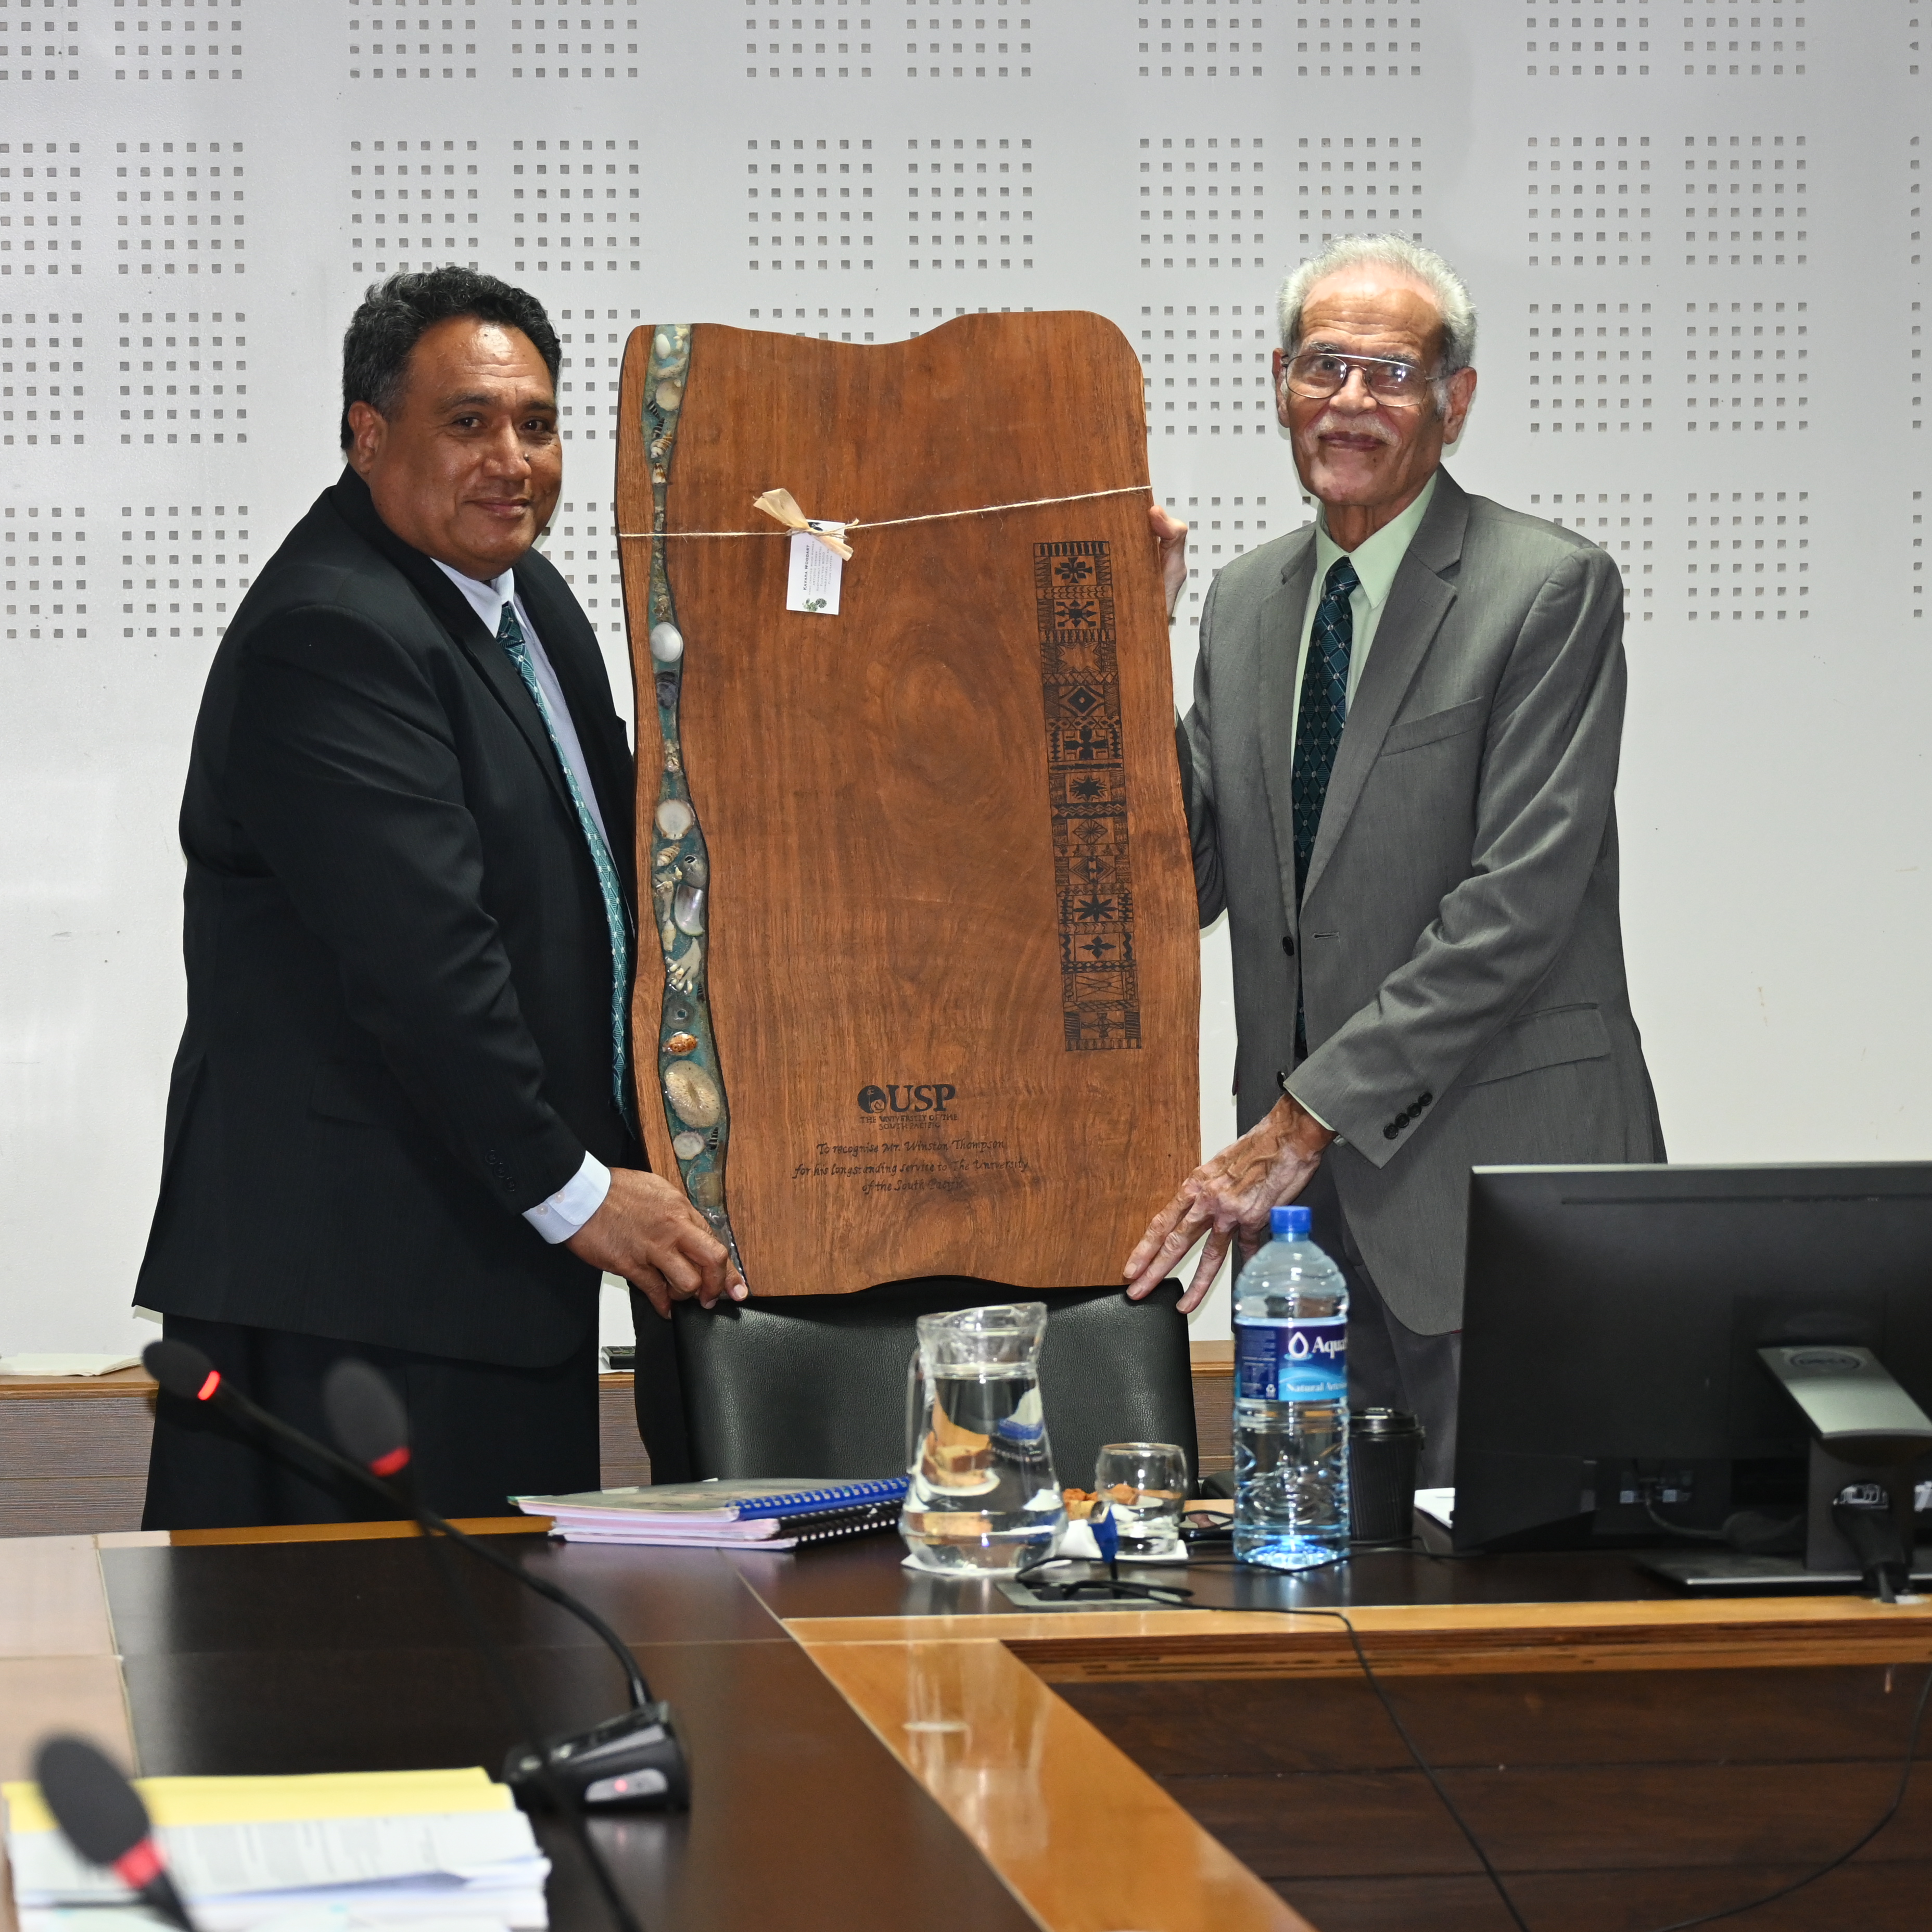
[432,558,613,1243]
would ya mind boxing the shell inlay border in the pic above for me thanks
[639,324,743,1268]
[1033,538,1142,1051]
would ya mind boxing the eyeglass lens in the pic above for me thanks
[1288,353,1429,404]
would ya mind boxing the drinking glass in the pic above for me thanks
[1093,1442,1188,1557]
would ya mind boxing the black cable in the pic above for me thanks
[206,1387,658,1708]
[403,1500,650,1710]
[404,1518,648,1932]
[1642,1660,1932,1932]
[1253,1605,1534,1932]
[1643,1502,1728,1544]
[1194,1599,1932,1932]
[163,1378,648,1932]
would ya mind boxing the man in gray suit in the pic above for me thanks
[1125,235,1662,1480]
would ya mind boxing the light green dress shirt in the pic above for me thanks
[1283,471,1439,773]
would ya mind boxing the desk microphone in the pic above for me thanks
[321,1357,689,1812]
[32,1736,196,1932]
[141,1339,689,1812]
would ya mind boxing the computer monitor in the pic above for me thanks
[1454,1163,1932,1576]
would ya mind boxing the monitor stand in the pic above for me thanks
[1642,1426,1929,1595]
[1640,1548,1932,1593]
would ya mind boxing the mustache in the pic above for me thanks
[1308,409,1399,446]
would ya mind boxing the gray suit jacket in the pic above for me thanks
[1180,467,1663,1332]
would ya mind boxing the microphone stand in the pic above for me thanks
[165,1365,687,1807]
[393,1488,649,1932]
[147,1351,676,1932]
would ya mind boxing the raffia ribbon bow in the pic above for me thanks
[752,487,854,560]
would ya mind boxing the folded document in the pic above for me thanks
[3,1766,547,1931]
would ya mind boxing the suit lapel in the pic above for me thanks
[325,473,578,822]
[452,603,582,825]
[1257,529,1318,934]
[1299,469,1469,908]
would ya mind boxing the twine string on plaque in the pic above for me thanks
[615,482,1152,551]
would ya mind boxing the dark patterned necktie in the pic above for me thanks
[1290,554,1361,906]
[1291,556,1358,1061]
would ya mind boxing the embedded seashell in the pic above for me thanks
[655,798,694,839]
[667,936,703,994]
[689,1170,724,1209]
[671,1130,707,1161]
[654,331,674,359]
[649,622,684,664]
[654,674,679,713]
[654,378,684,413]
[681,850,707,885]
[673,884,706,935]
[664,1032,699,1057]
[663,1060,723,1129]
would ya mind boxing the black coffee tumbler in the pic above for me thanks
[1349,1408,1423,1545]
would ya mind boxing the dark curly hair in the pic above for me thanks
[339,266,561,451]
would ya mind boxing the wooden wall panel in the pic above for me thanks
[0,1361,1229,1531]
[1059,1663,1932,1932]
[0,1375,649,1536]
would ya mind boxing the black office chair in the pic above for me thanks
[633,1277,1198,1494]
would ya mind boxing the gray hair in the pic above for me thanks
[1276,235,1478,380]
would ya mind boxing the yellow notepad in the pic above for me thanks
[3,1764,508,1835]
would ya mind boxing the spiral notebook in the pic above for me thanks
[542,1498,906,1550]
[514,1477,907,1538]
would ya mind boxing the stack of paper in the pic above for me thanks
[516,1478,907,1549]
[3,1766,548,1930]
[0,1354,142,1377]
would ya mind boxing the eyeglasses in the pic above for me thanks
[1282,349,1437,408]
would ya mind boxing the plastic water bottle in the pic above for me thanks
[1233,1204,1351,1569]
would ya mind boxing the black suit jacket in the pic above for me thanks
[136,470,639,1367]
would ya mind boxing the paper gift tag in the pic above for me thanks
[786,525,846,615]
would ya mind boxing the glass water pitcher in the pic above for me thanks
[900,1302,1062,1576]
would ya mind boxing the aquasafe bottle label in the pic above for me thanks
[1235,1316,1347,1400]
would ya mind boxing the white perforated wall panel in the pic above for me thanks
[0,2,1920,1347]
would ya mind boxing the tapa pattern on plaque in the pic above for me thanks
[1033,539,1141,1052]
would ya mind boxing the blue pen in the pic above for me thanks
[1091,1503,1121,1581]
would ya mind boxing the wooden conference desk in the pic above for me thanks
[4,1524,1932,1932]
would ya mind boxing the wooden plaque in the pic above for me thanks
[615,312,1198,1295]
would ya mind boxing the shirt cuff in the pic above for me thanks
[522,1152,611,1244]
[1281,1081,1339,1141]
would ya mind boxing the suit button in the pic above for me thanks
[1281,933,1295,957]
[1384,1124,1400,1140]
[1419,1092,1433,1107]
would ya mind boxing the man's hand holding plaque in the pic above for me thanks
[568,1170,748,1318]
[1149,501,1189,618]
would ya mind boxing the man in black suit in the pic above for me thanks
[137,269,743,1528]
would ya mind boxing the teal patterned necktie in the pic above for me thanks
[497,602,632,1123]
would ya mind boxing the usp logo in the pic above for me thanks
[857,1083,958,1115]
